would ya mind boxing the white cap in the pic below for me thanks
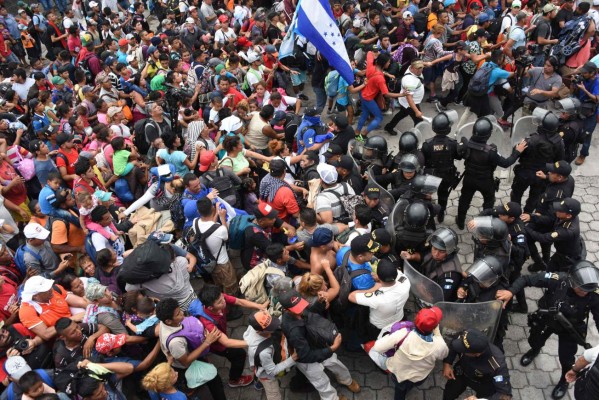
[353,18,362,28]
[125,33,135,40]
[23,276,55,297]
[186,17,195,24]
[24,222,50,240]
[511,0,522,8]
[317,163,338,184]
[403,11,413,19]
[89,1,99,7]
[5,356,31,380]
[126,54,136,63]
[220,116,243,133]
[247,52,262,63]
[188,5,197,11]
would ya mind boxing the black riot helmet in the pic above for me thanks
[465,255,504,287]
[472,117,493,142]
[404,202,430,229]
[538,112,560,134]
[469,216,509,246]
[363,135,388,161]
[412,174,442,195]
[432,112,452,135]
[399,131,419,153]
[398,153,420,173]
[569,260,599,292]
[427,227,459,254]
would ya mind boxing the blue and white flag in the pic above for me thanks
[280,0,354,84]
[279,7,299,60]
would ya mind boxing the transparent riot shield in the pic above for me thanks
[435,300,504,344]
[347,139,363,175]
[403,260,444,309]
[511,115,536,147]
[387,199,410,249]
[366,166,396,217]
[414,121,434,144]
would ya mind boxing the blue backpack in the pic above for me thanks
[227,214,257,250]
[84,231,99,266]
[14,245,43,276]
[114,178,134,203]
[188,298,216,324]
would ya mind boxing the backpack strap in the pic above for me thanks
[35,369,53,386]
[323,182,350,209]
[22,245,44,266]
[341,249,370,279]
[195,220,224,260]
[253,337,274,368]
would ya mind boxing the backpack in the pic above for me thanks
[84,231,99,266]
[468,63,495,97]
[77,56,94,85]
[114,178,134,203]
[239,259,285,303]
[133,118,162,156]
[204,169,237,206]
[117,240,173,284]
[330,250,370,311]
[382,320,415,357]
[165,315,209,357]
[169,193,185,231]
[322,182,363,223]
[486,17,502,43]
[299,124,329,150]
[187,298,216,324]
[227,214,258,250]
[241,68,263,94]
[14,245,42,277]
[335,226,357,245]
[413,12,427,34]
[324,70,341,98]
[253,329,287,369]
[303,311,339,348]
[187,219,222,274]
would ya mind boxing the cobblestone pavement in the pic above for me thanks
[211,100,599,400]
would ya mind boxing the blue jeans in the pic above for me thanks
[357,94,383,133]
[313,86,327,113]
[391,374,425,400]
[532,53,545,67]
[39,0,53,12]
[55,0,68,13]
[5,53,18,64]
[580,113,597,157]
[122,81,148,97]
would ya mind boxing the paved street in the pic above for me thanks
[212,100,599,400]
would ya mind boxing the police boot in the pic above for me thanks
[520,348,540,366]
[542,246,551,265]
[456,216,465,230]
[437,207,445,223]
[551,378,569,399]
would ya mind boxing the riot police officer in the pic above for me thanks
[456,117,528,229]
[510,110,565,213]
[402,174,442,230]
[420,227,463,301]
[362,135,390,176]
[524,160,576,272]
[394,202,431,268]
[467,216,511,275]
[556,98,586,163]
[421,112,461,223]
[496,260,599,399]
[377,153,421,200]
[442,329,512,400]
[392,130,425,170]
[526,198,584,273]
[457,255,511,350]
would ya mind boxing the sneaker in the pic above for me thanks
[228,375,254,388]
[253,380,264,391]
[575,156,586,165]
[497,119,513,128]
[346,379,361,393]
[435,102,447,112]
[298,93,309,101]
[426,95,438,103]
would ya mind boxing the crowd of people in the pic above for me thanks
[0,0,596,399]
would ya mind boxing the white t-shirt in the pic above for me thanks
[346,226,372,245]
[194,219,229,264]
[398,72,425,109]
[500,13,517,36]
[62,17,74,30]
[265,91,298,112]
[12,78,35,102]
[246,66,265,89]
[91,228,125,265]
[215,28,237,44]
[110,123,131,138]
[355,274,411,329]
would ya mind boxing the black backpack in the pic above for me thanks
[253,329,285,368]
[117,240,172,285]
[486,17,502,43]
[187,219,222,274]
[330,251,369,312]
[203,169,237,206]
[303,311,339,349]
[468,63,495,97]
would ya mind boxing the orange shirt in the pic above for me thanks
[19,285,71,330]
[270,186,299,222]
[50,210,85,248]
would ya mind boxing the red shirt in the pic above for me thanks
[56,148,80,188]
[222,87,246,109]
[362,52,388,101]
[270,186,299,222]
[198,294,237,353]
[0,35,11,58]
[0,276,18,322]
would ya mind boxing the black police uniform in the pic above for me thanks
[510,131,565,213]
[527,175,575,266]
[400,191,441,231]
[392,150,426,172]
[377,171,418,200]
[559,117,585,163]
[526,216,582,272]
[510,272,599,381]
[422,134,461,214]
[419,250,462,301]
[395,226,430,268]
[339,171,365,194]
[575,354,599,400]
[443,342,512,400]
[456,140,522,227]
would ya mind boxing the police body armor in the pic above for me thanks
[559,118,586,163]
[395,226,430,254]
[516,132,563,172]
[461,139,496,179]
[421,253,462,281]
[536,275,592,332]
[423,136,457,177]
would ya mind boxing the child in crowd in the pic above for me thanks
[111,136,138,177]
[77,190,121,239]
[38,171,81,227]
[18,370,63,400]
[142,363,187,400]
[242,177,258,215]
[125,296,159,336]
[208,96,224,130]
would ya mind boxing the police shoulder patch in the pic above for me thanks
[551,232,559,238]
[493,375,505,383]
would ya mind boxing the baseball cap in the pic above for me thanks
[444,0,457,6]
[249,310,280,332]
[147,45,158,55]
[353,18,362,28]
[306,227,334,247]
[4,356,32,380]
[332,114,349,129]
[95,333,127,354]
[237,36,253,47]
[93,190,113,202]
[247,52,262,63]
[546,160,572,177]
[118,38,128,47]
[580,62,597,74]
[304,106,319,117]
[371,228,392,246]
[553,198,581,216]
[350,234,380,254]
[455,40,467,50]
[33,72,46,80]
[29,139,43,153]
[271,110,287,125]
[147,231,174,244]
[511,0,522,8]
[23,276,54,298]
[89,0,99,6]
[220,116,243,133]
[199,150,216,172]
[278,289,309,314]
[363,183,381,199]
[594,0,599,6]
[317,163,338,184]
[82,85,94,94]
[24,222,51,240]
[162,18,172,26]
[377,259,398,283]
[264,45,278,57]
[269,159,287,176]
[493,201,522,218]
[470,2,480,9]
[473,28,490,38]
[323,144,343,159]
[332,155,354,171]
[51,76,65,85]
[543,3,557,13]
[255,201,278,219]
[126,54,136,63]
[186,17,195,24]
[104,56,116,66]
[402,10,413,19]
[107,106,123,118]
[56,133,74,146]
[478,13,490,23]
[126,33,135,40]
[451,329,489,353]
[218,14,229,23]
[415,306,443,334]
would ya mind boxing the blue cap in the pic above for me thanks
[444,0,456,6]
[306,227,334,247]
[478,13,491,23]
